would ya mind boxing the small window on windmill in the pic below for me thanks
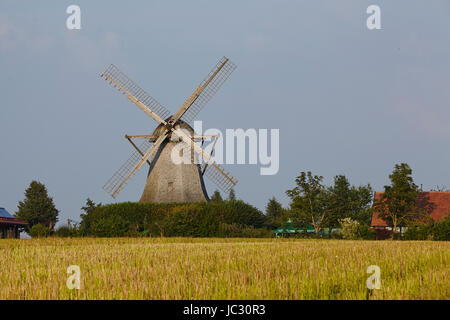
[168,182,174,192]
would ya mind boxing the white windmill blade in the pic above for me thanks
[172,57,236,124]
[174,129,237,193]
[103,133,167,198]
[101,64,170,125]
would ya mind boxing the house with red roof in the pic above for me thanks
[371,191,450,239]
[0,207,28,239]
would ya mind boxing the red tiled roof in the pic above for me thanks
[0,218,29,226]
[371,191,450,227]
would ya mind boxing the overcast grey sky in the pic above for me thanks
[1,1,449,224]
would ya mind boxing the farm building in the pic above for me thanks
[0,207,28,239]
[371,191,450,240]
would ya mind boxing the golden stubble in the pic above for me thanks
[0,238,448,300]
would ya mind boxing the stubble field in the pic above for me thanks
[0,238,448,300]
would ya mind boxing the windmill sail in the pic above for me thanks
[103,140,154,198]
[100,57,239,201]
[180,57,236,124]
[101,64,171,122]
[173,128,238,193]
[203,162,238,193]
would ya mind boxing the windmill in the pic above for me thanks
[100,57,237,203]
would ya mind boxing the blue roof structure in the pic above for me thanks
[0,208,14,219]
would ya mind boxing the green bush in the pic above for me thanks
[79,200,268,238]
[403,225,429,240]
[330,230,343,239]
[339,218,360,240]
[432,216,450,240]
[54,226,71,237]
[403,216,450,241]
[30,224,52,238]
[337,218,375,240]
[357,225,376,240]
[91,215,131,237]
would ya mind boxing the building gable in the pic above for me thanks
[371,191,450,227]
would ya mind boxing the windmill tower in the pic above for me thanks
[100,57,237,203]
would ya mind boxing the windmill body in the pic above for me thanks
[140,121,209,203]
[101,57,237,203]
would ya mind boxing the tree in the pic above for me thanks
[286,171,327,235]
[325,175,352,235]
[79,198,102,235]
[81,198,101,216]
[326,175,373,231]
[210,190,223,202]
[228,188,236,201]
[349,184,374,225]
[374,163,419,239]
[265,197,287,229]
[15,181,59,234]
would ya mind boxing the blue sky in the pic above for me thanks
[1,1,450,224]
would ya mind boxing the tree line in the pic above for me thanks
[12,163,450,239]
[265,163,449,239]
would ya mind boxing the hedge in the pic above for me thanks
[403,216,450,241]
[79,200,268,238]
